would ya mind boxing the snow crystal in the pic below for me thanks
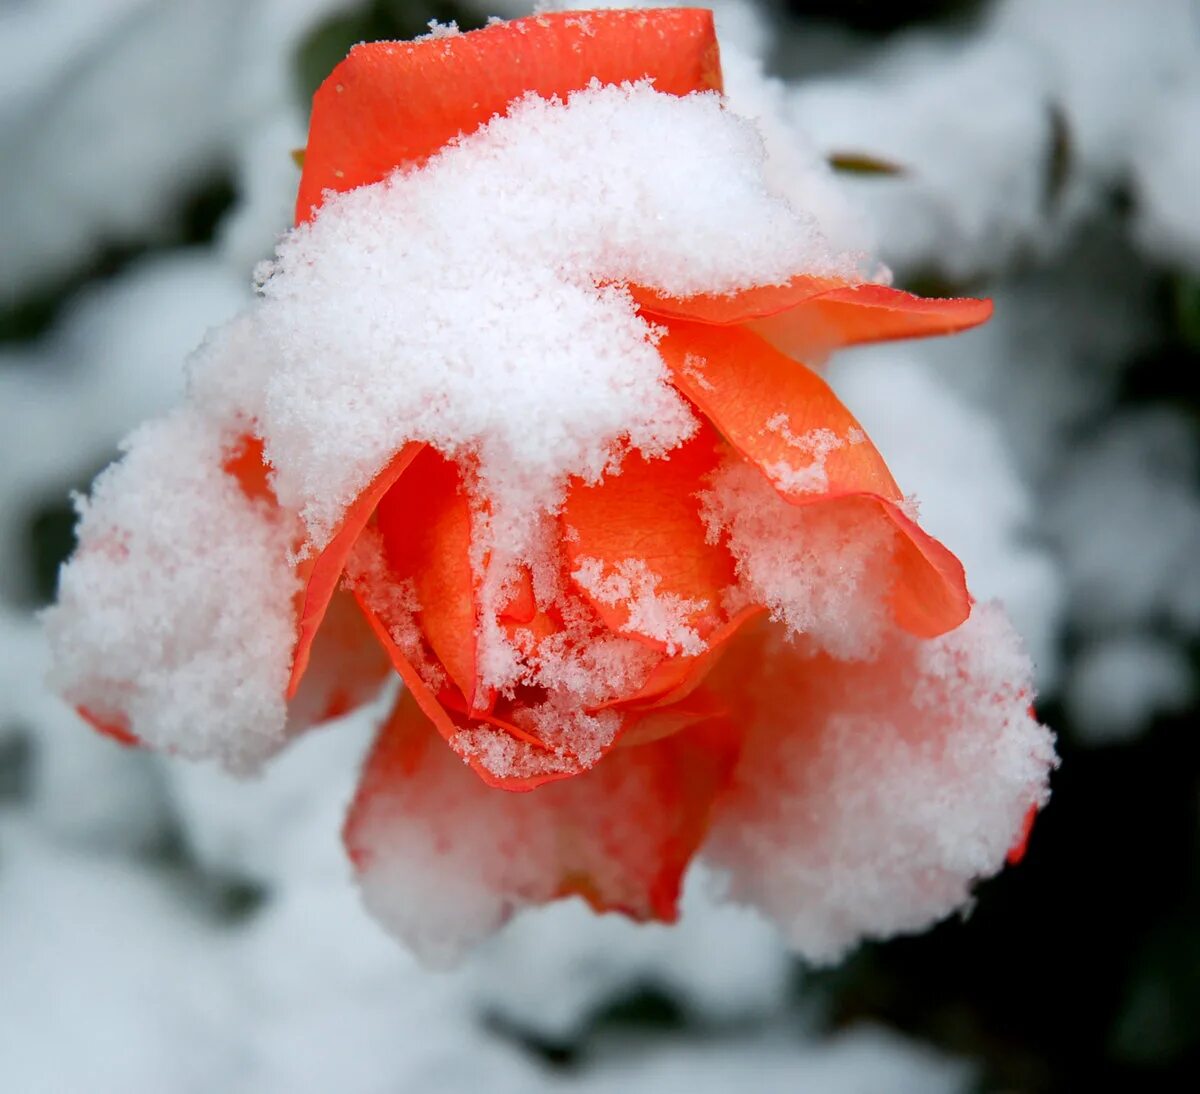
[342,527,447,692]
[451,703,621,781]
[524,601,662,708]
[704,605,1056,962]
[42,410,300,773]
[244,81,858,548]
[760,417,849,495]
[717,26,879,259]
[700,460,893,661]
[571,557,708,656]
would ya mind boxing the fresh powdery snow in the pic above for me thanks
[704,605,1055,961]
[46,80,868,771]
[43,409,301,773]
[243,82,860,547]
[700,458,895,661]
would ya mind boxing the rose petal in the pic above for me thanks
[285,588,392,728]
[702,607,1055,963]
[561,423,737,652]
[612,686,730,748]
[877,497,972,639]
[634,277,992,360]
[599,604,765,714]
[375,447,482,710]
[77,707,139,748]
[1006,803,1039,866]
[297,9,723,222]
[753,283,993,361]
[344,686,740,962]
[499,564,538,624]
[660,319,899,497]
[662,320,970,638]
[222,434,275,502]
[348,563,568,792]
[630,274,839,325]
[287,442,424,700]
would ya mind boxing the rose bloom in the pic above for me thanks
[45,10,1056,963]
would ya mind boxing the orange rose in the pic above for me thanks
[49,9,1054,962]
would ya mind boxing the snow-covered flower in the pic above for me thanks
[44,9,1056,964]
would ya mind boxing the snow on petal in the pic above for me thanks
[562,425,736,654]
[254,82,858,551]
[297,8,724,221]
[345,687,738,965]
[702,604,1056,962]
[667,320,970,639]
[634,277,992,362]
[42,409,300,774]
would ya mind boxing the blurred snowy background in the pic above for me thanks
[1,0,1197,1090]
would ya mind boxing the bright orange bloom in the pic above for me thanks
[64,10,1049,957]
[288,11,987,919]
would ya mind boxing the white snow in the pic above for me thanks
[247,81,860,549]
[705,605,1056,961]
[571,557,708,656]
[699,459,894,661]
[42,410,301,773]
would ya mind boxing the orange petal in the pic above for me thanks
[349,567,565,791]
[297,9,723,222]
[561,423,737,651]
[880,498,972,639]
[662,320,969,638]
[499,564,537,624]
[660,319,900,499]
[285,587,392,728]
[344,686,740,941]
[375,448,482,709]
[630,274,840,325]
[77,706,139,748]
[1006,803,1039,866]
[350,592,469,750]
[633,277,991,359]
[613,686,731,748]
[752,283,993,360]
[598,604,765,714]
[287,442,424,700]
[222,434,274,503]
